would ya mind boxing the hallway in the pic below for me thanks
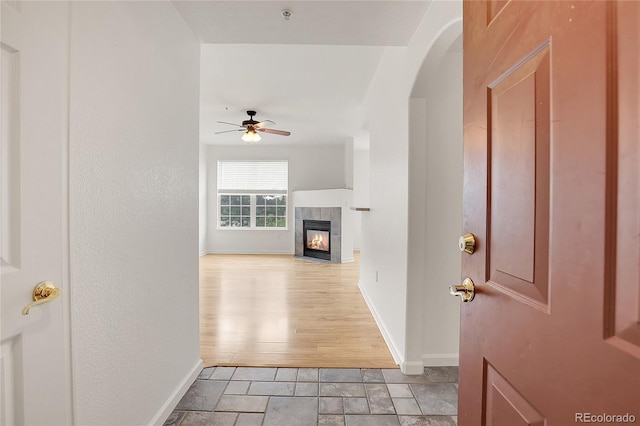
[199,254,397,368]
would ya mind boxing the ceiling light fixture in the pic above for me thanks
[242,128,262,143]
[215,111,290,142]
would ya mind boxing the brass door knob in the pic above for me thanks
[459,233,476,254]
[22,281,61,315]
[449,278,475,302]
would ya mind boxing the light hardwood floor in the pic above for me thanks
[199,253,398,368]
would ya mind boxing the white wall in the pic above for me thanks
[344,138,354,189]
[421,49,463,365]
[69,2,201,424]
[352,147,371,250]
[408,46,463,368]
[199,142,207,255]
[360,46,410,366]
[358,0,463,372]
[406,97,428,369]
[206,144,346,254]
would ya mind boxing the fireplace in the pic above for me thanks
[303,220,331,260]
[295,206,344,263]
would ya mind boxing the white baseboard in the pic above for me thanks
[199,251,207,257]
[341,256,355,263]
[357,280,402,367]
[422,353,459,367]
[207,250,294,255]
[150,358,203,426]
[401,361,425,375]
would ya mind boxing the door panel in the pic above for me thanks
[484,362,545,426]
[461,1,640,424]
[488,41,550,310]
[1,42,20,271]
[606,0,640,354]
[0,2,70,425]
[487,0,509,25]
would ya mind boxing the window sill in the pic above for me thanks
[217,227,289,231]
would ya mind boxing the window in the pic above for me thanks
[217,161,288,229]
[256,195,287,228]
[219,195,251,228]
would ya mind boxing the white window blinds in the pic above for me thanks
[217,160,289,194]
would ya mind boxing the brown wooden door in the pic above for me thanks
[460,1,640,424]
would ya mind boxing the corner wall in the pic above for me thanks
[358,0,463,372]
[69,2,201,424]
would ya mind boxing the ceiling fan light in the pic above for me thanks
[242,129,261,143]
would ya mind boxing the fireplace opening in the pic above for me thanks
[303,220,331,260]
[307,230,329,251]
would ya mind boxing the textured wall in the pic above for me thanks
[69,2,201,424]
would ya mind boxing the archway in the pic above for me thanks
[405,20,464,373]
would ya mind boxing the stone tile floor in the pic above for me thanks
[165,367,458,426]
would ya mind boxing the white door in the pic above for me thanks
[1,2,72,425]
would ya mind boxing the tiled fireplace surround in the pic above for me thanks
[295,207,342,263]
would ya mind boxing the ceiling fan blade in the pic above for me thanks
[255,120,276,128]
[257,128,291,136]
[214,129,245,134]
[217,121,246,128]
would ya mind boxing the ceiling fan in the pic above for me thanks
[215,110,291,143]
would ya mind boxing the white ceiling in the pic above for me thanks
[173,1,432,146]
[199,44,385,145]
[173,1,430,46]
